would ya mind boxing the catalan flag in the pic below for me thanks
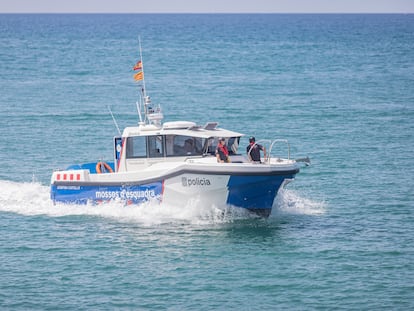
[133,60,142,71]
[133,71,144,81]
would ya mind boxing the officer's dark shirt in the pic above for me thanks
[247,144,263,162]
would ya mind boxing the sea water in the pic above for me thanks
[0,14,413,309]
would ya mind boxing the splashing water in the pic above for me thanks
[0,180,325,224]
[273,188,326,216]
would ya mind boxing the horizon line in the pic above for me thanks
[1,12,413,14]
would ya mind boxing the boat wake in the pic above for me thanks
[0,180,325,224]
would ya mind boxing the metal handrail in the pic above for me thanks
[268,139,291,163]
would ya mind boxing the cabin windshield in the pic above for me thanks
[148,135,164,157]
[124,134,240,158]
[125,135,205,158]
[227,137,240,154]
[166,135,204,157]
[126,135,240,159]
[206,137,241,155]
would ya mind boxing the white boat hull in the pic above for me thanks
[51,161,299,217]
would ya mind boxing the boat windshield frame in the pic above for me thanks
[124,134,241,159]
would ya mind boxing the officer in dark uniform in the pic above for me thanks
[246,136,266,162]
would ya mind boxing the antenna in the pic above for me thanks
[107,106,121,135]
[136,100,143,123]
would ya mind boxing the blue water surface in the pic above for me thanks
[0,14,413,310]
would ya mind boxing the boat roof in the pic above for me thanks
[122,121,244,139]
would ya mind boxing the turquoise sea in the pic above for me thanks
[0,14,413,309]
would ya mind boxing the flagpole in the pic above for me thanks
[138,36,146,98]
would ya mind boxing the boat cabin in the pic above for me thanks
[114,121,243,172]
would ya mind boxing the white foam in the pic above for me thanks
[0,180,53,215]
[0,180,325,224]
[273,188,326,216]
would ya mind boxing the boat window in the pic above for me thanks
[126,136,146,158]
[148,135,164,158]
[205,138,217,155]
[205,137,240,155]
[228,137,240,155]
[165,135,204,156]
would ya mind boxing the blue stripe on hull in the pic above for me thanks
[226,174,292,211]
[51,182,163,205]
[51,173,295,217]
